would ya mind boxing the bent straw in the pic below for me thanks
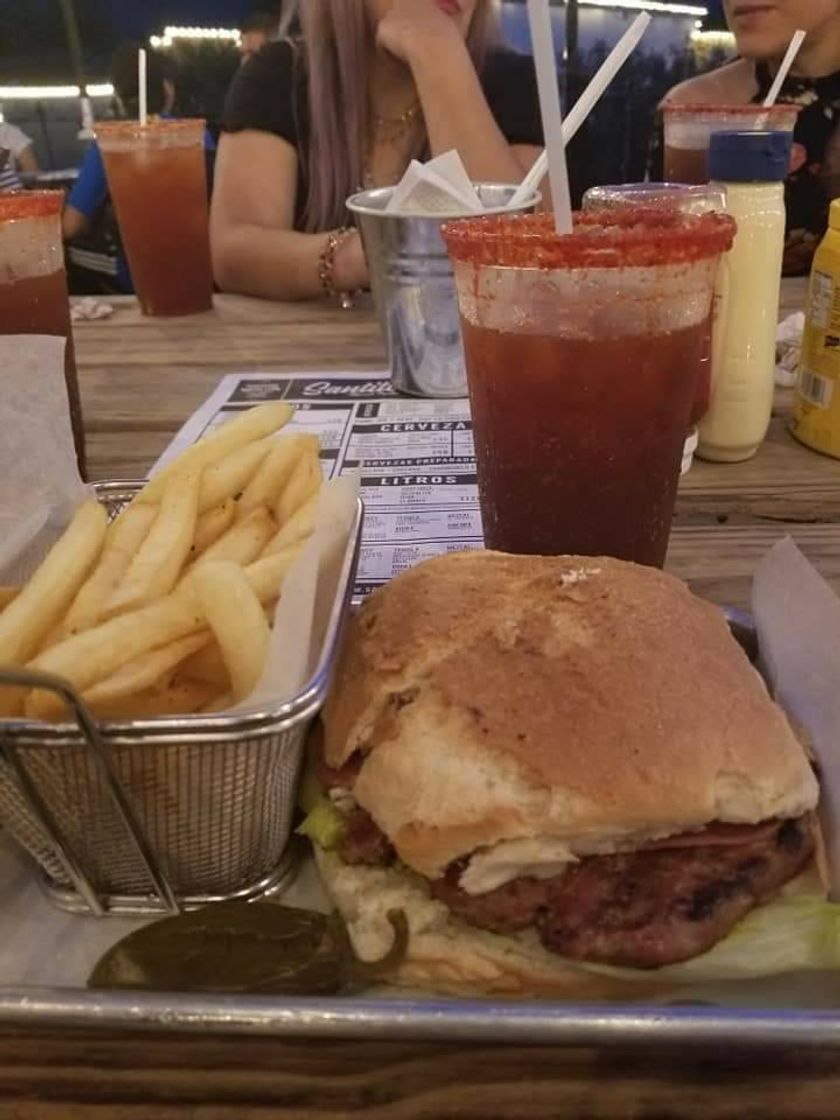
[526,0,572,233]
[763,29,806,108]
[138,47,148,126]
[510,11,651,209]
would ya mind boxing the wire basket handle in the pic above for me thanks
[0,667,180,916]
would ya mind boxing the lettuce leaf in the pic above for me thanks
[298,798,346,851]
[584,890,840,985]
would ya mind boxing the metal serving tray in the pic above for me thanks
[1,609,839,1046]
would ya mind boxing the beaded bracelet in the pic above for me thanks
[318,226,358,309]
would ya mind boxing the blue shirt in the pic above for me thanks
[67,121,217,294]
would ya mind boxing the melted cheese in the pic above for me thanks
[459,838,578,895]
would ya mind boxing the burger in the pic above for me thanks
[300,551,822,997]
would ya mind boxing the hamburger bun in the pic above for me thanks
[323,552,817,880]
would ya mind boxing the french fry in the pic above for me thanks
[84,633,210,708]
[243,545,303,603]
[136,403,293,506]
[275,449,322,526]
[179,640,229,688]
[197,438,273,513]
[200,691,234,714]
[0,500,107,670]
[86,678,218,722]
[62,502,158,635]
[191,562,270,703]
[24,543,299,720]
[105,470,200,616]
[262,493,318,557]
[0,586,20,610]
[31,632,212,722]
[25,586,207,718]
[237,435,317,519]
[188,504,276,571]
[191,497,236,556]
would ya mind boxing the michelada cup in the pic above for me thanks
[662,104,798,185]
[0,190,86,474]
[95,119,213,317]
[442,210,735,567]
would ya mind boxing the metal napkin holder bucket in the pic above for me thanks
[348,183,539,398]
[0,481,363,917]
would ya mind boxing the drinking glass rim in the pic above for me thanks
[0,189,63,221]
[94,118,207,140]
[442,210,736,269]
[662,102,799,120]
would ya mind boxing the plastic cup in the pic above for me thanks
[662,104,798,184]
[442,210,735,566]
[0,190,86,475]
[95,119,213,317]
[582,182,728,440]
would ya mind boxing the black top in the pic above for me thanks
[222,39,548,229]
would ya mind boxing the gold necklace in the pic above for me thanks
[372,102,422,129]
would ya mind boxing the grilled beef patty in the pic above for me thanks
[315,745,813,968]
[431,817,814,968]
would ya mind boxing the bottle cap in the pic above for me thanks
[830,198,840,233]
[708,130,792,183]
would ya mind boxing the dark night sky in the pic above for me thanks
[100,0,259,40]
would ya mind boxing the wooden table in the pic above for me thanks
[4,278,840,1119]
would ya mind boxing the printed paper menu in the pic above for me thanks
[154,371,483,597]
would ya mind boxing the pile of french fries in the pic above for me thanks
[0,403,323,721]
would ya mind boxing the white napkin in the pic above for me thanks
[70,297,115,322]
[385,150,482,216]
[0,336,90,582]
[776,311,805,388]
[752,538,840,900]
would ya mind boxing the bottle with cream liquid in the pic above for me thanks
[697,130,791,463]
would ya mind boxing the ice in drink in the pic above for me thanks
[0,191,86,475]
[443,211,735,567]
[663,104,798,185]
[96,120,213,317]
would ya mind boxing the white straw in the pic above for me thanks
[510,12,651,209]
[138,47,148,126]
[763,28,805,107]
[526,0,572,233]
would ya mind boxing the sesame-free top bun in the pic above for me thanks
[323,552,818,880]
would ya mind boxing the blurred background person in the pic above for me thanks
[0,119,39,187]
[239,10,280,64]
[658,0,840,274]
[211,0,567,303]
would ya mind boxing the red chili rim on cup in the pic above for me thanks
[0,190,63,221]
[442,209,736,269]
[662,103,799,122]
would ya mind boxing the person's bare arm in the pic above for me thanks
[62,205,90,241]
[17,143,38,174]
[210,130,367,301]
[378,0,538,182]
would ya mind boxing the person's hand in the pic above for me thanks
[333,230,369,293]
[376,0,467,66]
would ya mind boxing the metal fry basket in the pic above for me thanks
[0,482,363,917]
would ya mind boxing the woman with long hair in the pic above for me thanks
[658,0,840,275]
[211,0,544,302]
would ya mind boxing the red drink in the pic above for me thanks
[96,120,213,317]
[663,145,710,185]
[461,320,707,565]
[0,191,86,476]
[443,211,735,566]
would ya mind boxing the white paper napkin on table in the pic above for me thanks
[385,150,482,216]
[776,312,805,388]
[0,335,89,582]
